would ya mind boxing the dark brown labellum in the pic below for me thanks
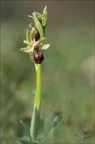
[33,49,44,64]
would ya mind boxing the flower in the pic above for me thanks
[20,31,50,63]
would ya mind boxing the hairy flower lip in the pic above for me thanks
[33,49,44,64]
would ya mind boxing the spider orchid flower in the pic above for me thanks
[20,34,50,63]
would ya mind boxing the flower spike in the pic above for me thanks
[20,6,50,64]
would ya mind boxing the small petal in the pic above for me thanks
[23,40,33,46]
[41,44,50,50]
[28,15,33,19]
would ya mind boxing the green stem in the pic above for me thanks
[34,64,42,110]
[30,64,42,141]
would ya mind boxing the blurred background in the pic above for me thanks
[1,1,95,144]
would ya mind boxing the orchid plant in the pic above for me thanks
[18,6,50,144]
[18,6,63,144]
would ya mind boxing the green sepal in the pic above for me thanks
[32,13,44,38]
[43,6,47,14]
[42,6,47,27]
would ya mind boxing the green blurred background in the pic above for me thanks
[1,1,95,144]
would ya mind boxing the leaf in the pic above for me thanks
[45,114,66,140]
[18,136,32,144]
[20,121,31,139]
[30,107,40,141]
[18,136,40,144]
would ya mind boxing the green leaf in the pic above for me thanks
[18,136,32,144]
[18,136,39,144]
[45,114,66,139]
[20,121,31,139]
[30,107,40,140]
